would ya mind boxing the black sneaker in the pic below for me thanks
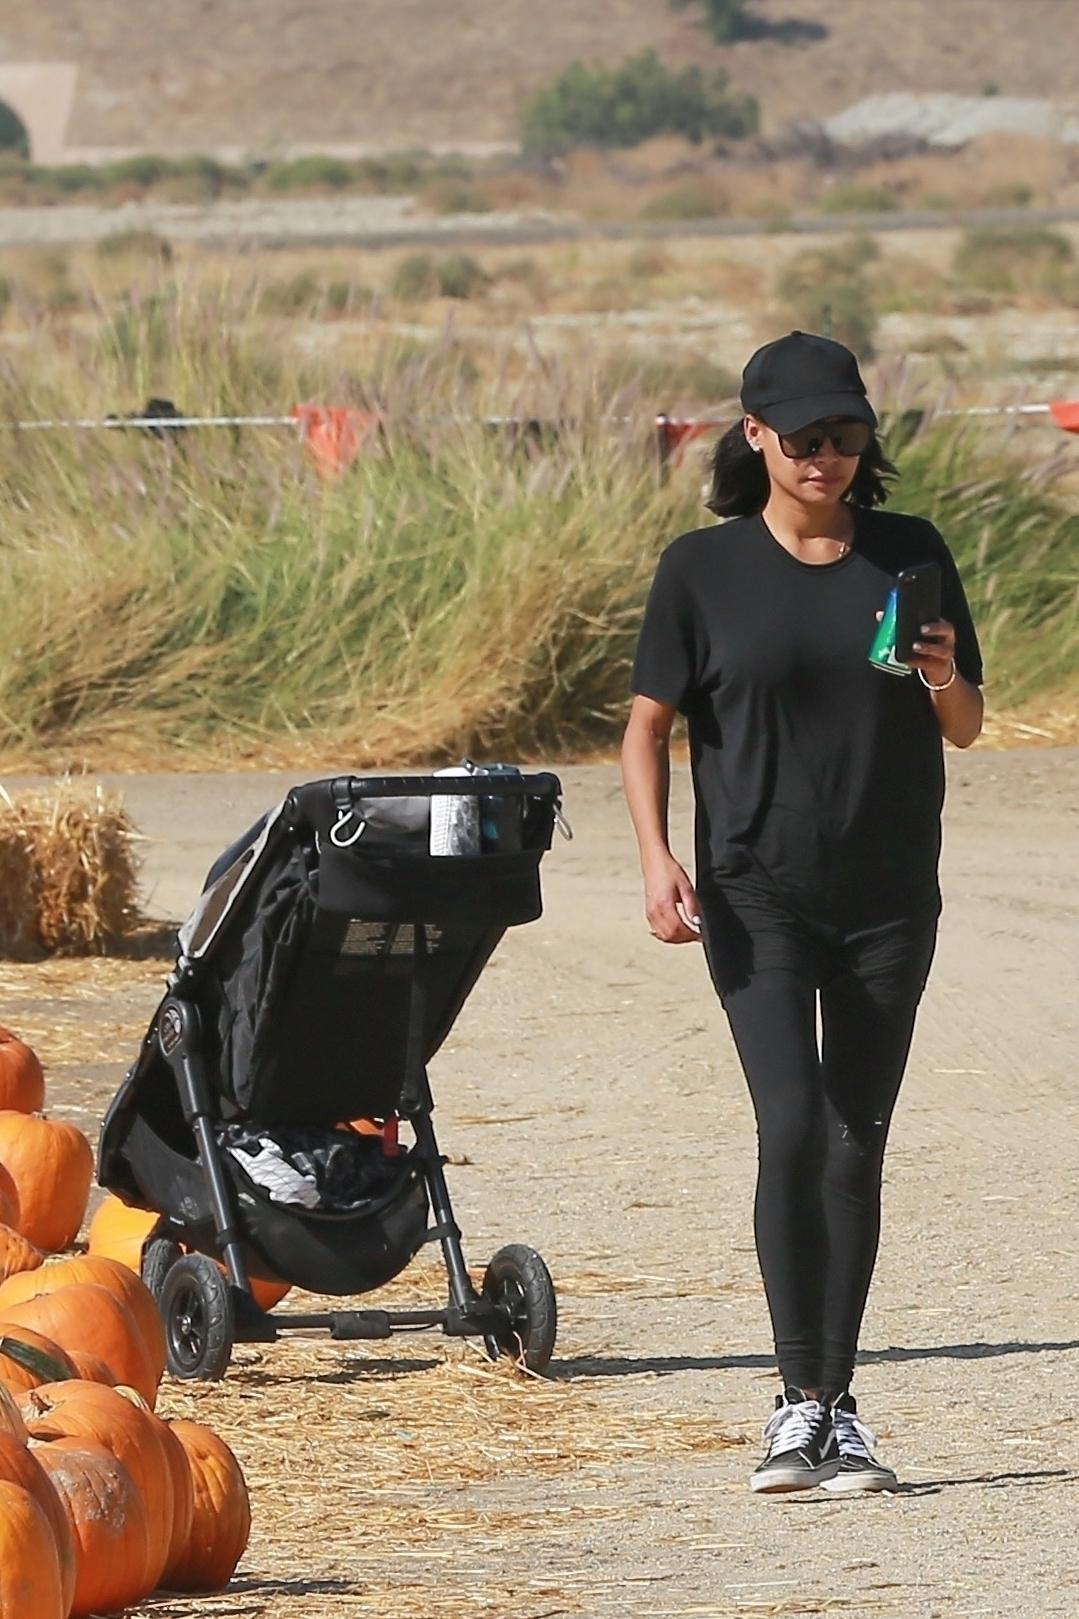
[749,1387,840,1494]
[821,1391,898,1493]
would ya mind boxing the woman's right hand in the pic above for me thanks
[643,852,702,944]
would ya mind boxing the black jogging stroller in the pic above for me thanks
[97,768,567,1380]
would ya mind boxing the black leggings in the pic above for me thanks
[700,879,938,1394]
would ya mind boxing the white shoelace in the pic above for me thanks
[832,1406,879,1461]
[762,1396,826,1456]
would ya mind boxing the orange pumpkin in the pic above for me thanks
[0,1028,44,1115]
[0,1381,27,1444]
[0,1224,42,1283]
[0,1283,159,1405]
[0,1112,93,1252]
[64,1350,117,1386]
[0,1254,166,1390]
[158,1415,195,1583]
[87,1194,158,1273]
[249,1273,291,1309]
[22,1380,175,1590]
[165,1420,251,1591]
[0,1326,76,1393]
[33,1437,153,1616]
[0,1432,77,1614]
[0,1477,65,1618]
[208,1260,289,1311]
[0,1164,19,1231]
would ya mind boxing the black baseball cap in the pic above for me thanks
[740,330,877,435]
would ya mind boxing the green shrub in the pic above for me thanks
[390,253,438,301]
[355,153,425,191]
[324,279,371,314]
[264,155,356,191]
[774,241,879,357]
[640,182,727,221]
[257,271,324,316]
[390,252,489,301]
[257,273,372,317]
[435,253,490,299]
[819,182,900,215]
[40,164,105,197]
[100,155,173,188]
[421,181,492,215]
[953,225,1073,296]
[155,156,236,203]
[95,230,174,263]
[43,282,83,315]
[520,50,758,155]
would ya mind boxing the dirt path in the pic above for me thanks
[2,195,1078,250]
[4,747,1077,1617]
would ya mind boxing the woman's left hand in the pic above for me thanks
[910,618,957,685]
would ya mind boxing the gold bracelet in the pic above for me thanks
[918,661,957,693]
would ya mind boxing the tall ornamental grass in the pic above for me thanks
[0,287,1075,766]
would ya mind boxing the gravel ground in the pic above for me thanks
[6,747,1077,1617]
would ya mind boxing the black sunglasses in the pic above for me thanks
[777,419,874,460]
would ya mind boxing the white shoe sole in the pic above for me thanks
[820,1469,898,1494]
[750,1462,841,1494]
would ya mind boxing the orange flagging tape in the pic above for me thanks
[1049,399,1079,433]
[656,416,715,467]
[290,404,383,476]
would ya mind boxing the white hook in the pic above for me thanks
[329,809,366,848]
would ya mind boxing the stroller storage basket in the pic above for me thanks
[123,1113,429,1295]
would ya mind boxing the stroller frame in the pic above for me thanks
[100,772,564,1378]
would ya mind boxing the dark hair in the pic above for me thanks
[705,421,897,518]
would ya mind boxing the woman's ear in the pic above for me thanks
[744,415,765,454]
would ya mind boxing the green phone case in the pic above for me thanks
[868,587,912,677]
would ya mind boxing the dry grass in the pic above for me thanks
[122,1344,747,1619]
[0,783,141,958]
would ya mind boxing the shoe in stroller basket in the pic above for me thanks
[97,768,568,1380]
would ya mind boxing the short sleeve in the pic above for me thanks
[630,547,701,712]
[935,534,984,686]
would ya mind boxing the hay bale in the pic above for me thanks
[0,783,140,958]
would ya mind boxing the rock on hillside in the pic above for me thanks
[826,93,1079,150]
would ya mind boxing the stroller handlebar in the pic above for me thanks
[285,770,562,821]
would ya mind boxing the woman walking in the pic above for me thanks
[622,331,983,1494]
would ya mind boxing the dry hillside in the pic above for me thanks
[0,0,1076,154]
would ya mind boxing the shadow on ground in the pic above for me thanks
[551,1339,1079,1379]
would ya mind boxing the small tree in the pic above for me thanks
[669,0,757,44]
[521,50,758,155]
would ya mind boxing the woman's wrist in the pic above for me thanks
[918,659,957,693]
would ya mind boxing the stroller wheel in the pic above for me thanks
[480,1244,557,1374]
[160,1255,234,1381]
[141,1236,182,1303]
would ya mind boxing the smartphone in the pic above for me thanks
[894,562,942,663]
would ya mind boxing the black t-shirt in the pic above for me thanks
[631,507,983,921]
